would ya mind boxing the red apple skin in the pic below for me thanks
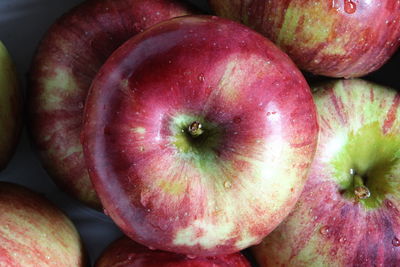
[208,0,400,78]
[82,15,318,256]
[28,0,194,209]
[95,236,251,267]
[0,42,22,171]
[252,79,400,266]
[0,182,86,266]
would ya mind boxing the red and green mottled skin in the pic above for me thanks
[28,0,193,209]
[95,236,251,267]
[82,16,318,256]
[208,0,400,78]
[0,182,86,266]
[252,79,400,266]
[0,42,21,171]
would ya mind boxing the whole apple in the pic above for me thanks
[252,79,400,266]
[95,236,251,266]
[82,15,318,256]
[28,0,194,209]
[0,182,86,266]
[0,41,21,171]
[208,0,400,78]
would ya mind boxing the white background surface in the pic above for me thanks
[0,0,398,266]
[0,0,208,265]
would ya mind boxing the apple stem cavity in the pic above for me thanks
[188,121,204,137]
[351,170,371,200]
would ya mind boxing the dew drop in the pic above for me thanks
[339,236,347,243]
[103,209,109,216]
[344,0,357,14]
[392,237,400,247]
[186,255,197,259]
[224,181,232,189]
[148,246,156,250]
[319,226,331,236]
[198,73,205,82]
[386,200,394,209]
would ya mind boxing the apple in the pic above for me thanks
[252,79,400,266]
[208,0,400,78]
[28,0,194,209]
[81,15,318,256]
[95,236,251,266]
[0,41,21,171]
[0,181,86,266]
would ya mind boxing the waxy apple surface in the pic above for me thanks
[82,15,318,256]
[0,41,21,171]
[0,182,86,266]
[252,79,400,266]
[208,0,400,78]
[95,236,251,266]
[28,0,193,209]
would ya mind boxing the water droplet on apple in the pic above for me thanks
[198,73,205,82]
[224,181,232,189]
[319,226,331,236]
[103,209,109,216]
[392,237,400,247]
[344,0,357,14]
[186,255,197,259]
[339,236,347,243]
[148,246,156,250]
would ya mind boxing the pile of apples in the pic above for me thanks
[1,0,399,266]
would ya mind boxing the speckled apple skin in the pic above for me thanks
[95,236,251,267]
[28,0,193,209]
[0,182,86,267]
[82,15,318,256]
[209,0,400,78]
[252,79,400,266]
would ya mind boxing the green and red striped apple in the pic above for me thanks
[208,0,400,78]
[82,15,318,256]
[252,79,400,266]
[0,182,86,266]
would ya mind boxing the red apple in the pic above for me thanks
[28,0,194,209]
[95,236,251,266]
[0,182,86,266]
[82,15,318,256]
[208,0,400,78]
[0,41,21,171]
[252,79,400,266]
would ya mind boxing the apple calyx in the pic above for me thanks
[188,121,204,137]
[351,169,371,200]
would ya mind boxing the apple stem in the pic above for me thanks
[352,172,370,200]
[188,121,204,137]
